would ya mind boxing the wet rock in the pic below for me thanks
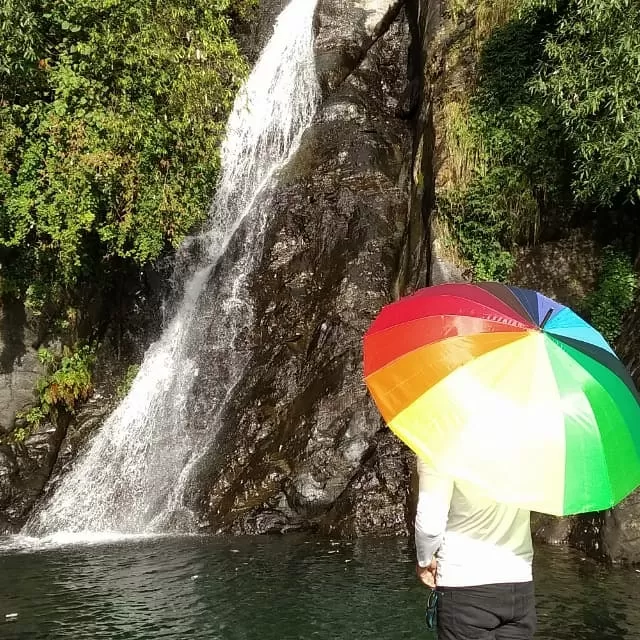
[234,0,290,64]
[576,515,606,558]
[0,450,19,532]
[600,493,640,564]
[0,446,18,510]
[531,513,579,546]
[320,430,414,537]
[510,230,601,309]
[0,298,42,435]
[616,293,640,399]
[431,244,465,284]
[190,5,428,536]
[33,395,117,509]
[0,298,58,532]
[315,0,405,94]
[0,417,68,533]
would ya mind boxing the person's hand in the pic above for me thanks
[416,557,437,588]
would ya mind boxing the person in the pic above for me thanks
[414,456,536,639]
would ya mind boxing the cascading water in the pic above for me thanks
[24,0,320,537]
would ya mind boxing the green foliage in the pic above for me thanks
[117,363,140,399]
[12,404,48,443]
[16,344,96,437]
[446,0,521,40]
[529,0,640,205]
[438,175,513,281]
[10,426,32,443]
[440,101,483,186]
[475,0,521,42]
[438,0,640,279]
[583,248,638,343]
[447,0,470,21]
[37,344,96,411]
[0,0,251,312]
[438,11,565,279]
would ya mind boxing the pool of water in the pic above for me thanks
[0,534,638,639]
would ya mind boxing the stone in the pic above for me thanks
[0,416,69,533]
[531,513,578,546]
[510,230,601,308]
[320,430,414,537]
[0,446,18,510]
[234,0,290,64]
[602,492,640,564]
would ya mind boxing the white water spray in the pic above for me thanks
[24,0,320,537]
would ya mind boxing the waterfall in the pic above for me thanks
[24,0,320,537]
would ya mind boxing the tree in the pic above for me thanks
[0,0,252,312]
[530,0,640,205]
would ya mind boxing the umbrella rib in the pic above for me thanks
[474,283,540,326]
[367,307,532,337]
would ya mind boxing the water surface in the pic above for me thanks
[0,536,638,639]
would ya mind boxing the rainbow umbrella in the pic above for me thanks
[364,282,640,516]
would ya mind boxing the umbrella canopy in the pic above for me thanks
[364,282,640,516]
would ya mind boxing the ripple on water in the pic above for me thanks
[0,536,638,640]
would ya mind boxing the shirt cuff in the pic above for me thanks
[415,531,442,567]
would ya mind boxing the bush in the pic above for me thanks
[15,343,96,440]
[437,11,566,280]
[116,363,140,399]
[583,248,638,344]
[437,174,520,282]
[528,0,640,206]
[437,0,640,279]
[0,0,252,313]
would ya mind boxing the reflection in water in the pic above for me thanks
[0,537,638,640]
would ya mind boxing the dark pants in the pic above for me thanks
[436,582,536,640]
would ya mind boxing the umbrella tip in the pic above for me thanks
[540,308,554,329]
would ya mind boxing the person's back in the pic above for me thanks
[415,457,536,639]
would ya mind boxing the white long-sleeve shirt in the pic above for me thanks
[415,458,533,587]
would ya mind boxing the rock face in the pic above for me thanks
[234,0,291,63]
[184,0,429,536]
[0,256,166,533]
[0,298,61,531]
[0,298,42,436]
[510,230,601,311]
